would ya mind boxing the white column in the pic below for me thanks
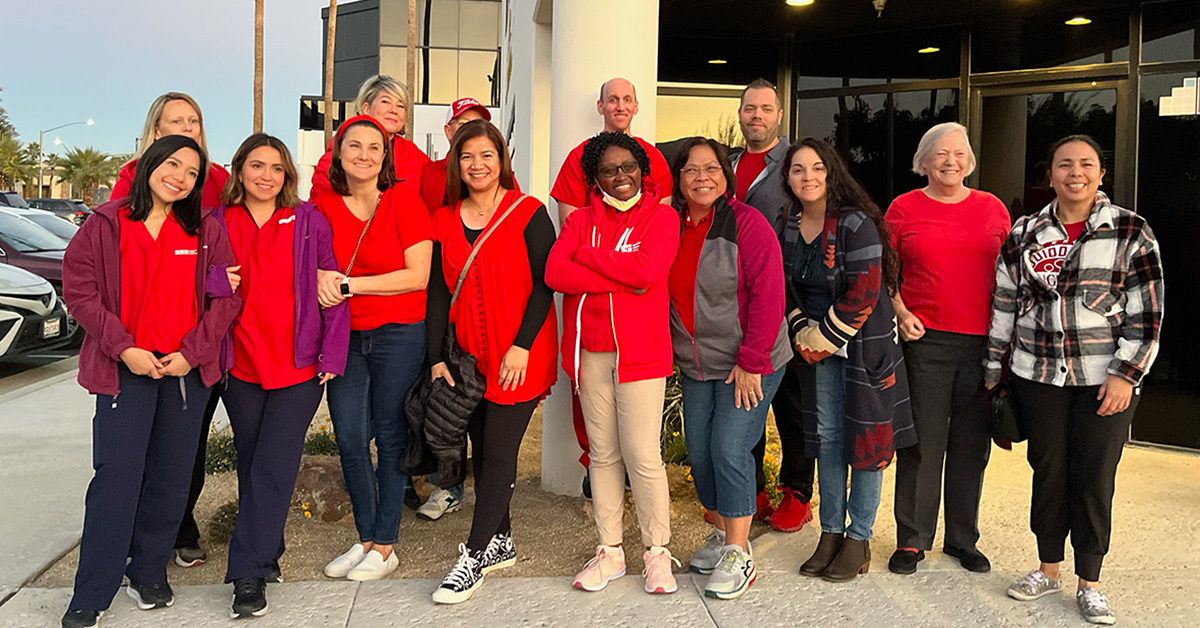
[537,0,661,496]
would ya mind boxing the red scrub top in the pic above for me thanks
[119,211,199,355]
[226,205,317,389]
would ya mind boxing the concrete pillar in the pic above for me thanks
[538,0,661,496]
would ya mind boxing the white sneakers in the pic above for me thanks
[417,487,463,521]
[324,544,399,580]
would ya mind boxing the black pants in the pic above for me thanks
[223,376,324,582]
[465,395,541,550]
[753,360,814,501]
[70,367,208,611]
[893,330,992,550]
[1015,377,1139,582]
[174,386,221,550]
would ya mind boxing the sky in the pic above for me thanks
[3,0,332,165]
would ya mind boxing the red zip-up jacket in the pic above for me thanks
[545,183,680,386]
[63,199,244,396]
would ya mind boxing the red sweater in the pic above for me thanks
[309,134,429,202]
[545,183,680,385]
[112,161,230,209]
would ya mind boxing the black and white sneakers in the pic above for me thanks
[126,582,174,610]
[481,532,516,574]
[60,609,103,628]
[432,544,486,604]
[230,577,269,619]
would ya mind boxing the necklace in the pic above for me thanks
[467,188,504,217]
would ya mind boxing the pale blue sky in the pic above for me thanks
[3,0,331,165]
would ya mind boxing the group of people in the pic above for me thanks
[57,72,1163,628]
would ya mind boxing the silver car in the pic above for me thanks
[0,264,70,361]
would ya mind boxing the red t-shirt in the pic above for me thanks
[119,212,198,355]
[885,188,1011,336]
[734,149,769,202]
[551,136,673,208]
[668,210,714,337]
[317,185,434,331]
[226,206,317,389]
[1031,220,1087,289]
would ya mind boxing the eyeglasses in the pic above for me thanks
[597,160,640,178]
[680,164,723,179]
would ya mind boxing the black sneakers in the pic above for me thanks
[480,532,516,574]
[174,545,207,567]
[432,544,485,604]
[269,559,283,583]
[944,545,991,573]
[126,582,174,610]
[887,549,925,575]
[230,577,269,619]
[61,609,103,628]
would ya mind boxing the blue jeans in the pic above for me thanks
[813,356,884,541]
[682,368,785,519]
[327,322,425,545]
[428,472,464,501]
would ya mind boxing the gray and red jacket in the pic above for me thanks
[63,199,244,396]
[669,196,792,381]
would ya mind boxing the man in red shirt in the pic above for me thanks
[551,78,672,224]
[730,79,817,534]
[418,98,491,215]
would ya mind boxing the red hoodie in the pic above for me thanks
[545,183,680,386]
[112,161,230,209]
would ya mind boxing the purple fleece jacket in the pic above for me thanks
[63,199,244,396]
[207,203,349,377]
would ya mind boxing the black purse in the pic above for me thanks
[400,195,529,485]
[989,218,1030,443]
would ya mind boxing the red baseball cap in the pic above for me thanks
[446,97,491,123]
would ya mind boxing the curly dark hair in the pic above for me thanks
[782,137,900,295]
[581,132,651,189]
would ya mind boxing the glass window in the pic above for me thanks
[971,8,1129,73]
[1131,71,1200,449]
[655,96,743,145]
[0,212,66,252]
[1142,1,1200,63]
[891,90,959,198]
[795,27,960,83]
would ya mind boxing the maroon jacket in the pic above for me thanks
[63,199,243,396]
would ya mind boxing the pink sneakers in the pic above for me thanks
[642,546,681,594]
[574,545,626,592]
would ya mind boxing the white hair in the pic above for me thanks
[912,122,976,177]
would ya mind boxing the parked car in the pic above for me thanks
[0,207,79,242]
[0,210,66,286]
[0,191,31,209]
[26,198,92,225]
[0,264,70,361]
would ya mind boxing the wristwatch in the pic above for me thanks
[339,277,352,297]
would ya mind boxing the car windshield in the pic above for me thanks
[0,212,67,252]
[0,193,31,209]
[23,213,78,241]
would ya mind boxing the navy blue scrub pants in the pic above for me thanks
[223,376,324,582]
[70,366,208,611]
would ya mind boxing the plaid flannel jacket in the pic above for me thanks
[985,193,1164,387]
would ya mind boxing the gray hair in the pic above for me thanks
[353,75,410,115]
[912,122,976,177]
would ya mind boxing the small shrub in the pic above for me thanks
[661,368,685,463]
[304,431,339,456]
[204,433,237,475]
[207,500,239,545]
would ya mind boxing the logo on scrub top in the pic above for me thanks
[174,249,199,256]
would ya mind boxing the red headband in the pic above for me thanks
[335,114,389,145]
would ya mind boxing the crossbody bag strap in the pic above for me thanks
[343,192,384,275]
[449,194,530,311]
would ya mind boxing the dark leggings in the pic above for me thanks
[465,395,541,551]
[1015,377,1139,582]
[175,386,222,549]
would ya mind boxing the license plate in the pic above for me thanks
[42,317,62,338]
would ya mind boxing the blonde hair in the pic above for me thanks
[912,122,976,177]
[354,75,410,117]
[134,92,209,160]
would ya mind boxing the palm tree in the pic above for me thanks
[406,0,416,138]
[254,0,264,132]
[324,0,337,144]
[0,133,36,190]
[56,147,122,206]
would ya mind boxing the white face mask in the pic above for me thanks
[602,189,642,212]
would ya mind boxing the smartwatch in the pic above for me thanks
[339,277,352,297]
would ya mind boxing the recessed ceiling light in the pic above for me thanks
[708,59,728,65]
[918,47,940,54]
[786,0,814,6]
[1065,16,1092,26]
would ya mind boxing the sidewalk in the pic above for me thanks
[0,364,1197,627]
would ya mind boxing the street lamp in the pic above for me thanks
[37,118,94,198]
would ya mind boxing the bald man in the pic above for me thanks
[551,78,673,224]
